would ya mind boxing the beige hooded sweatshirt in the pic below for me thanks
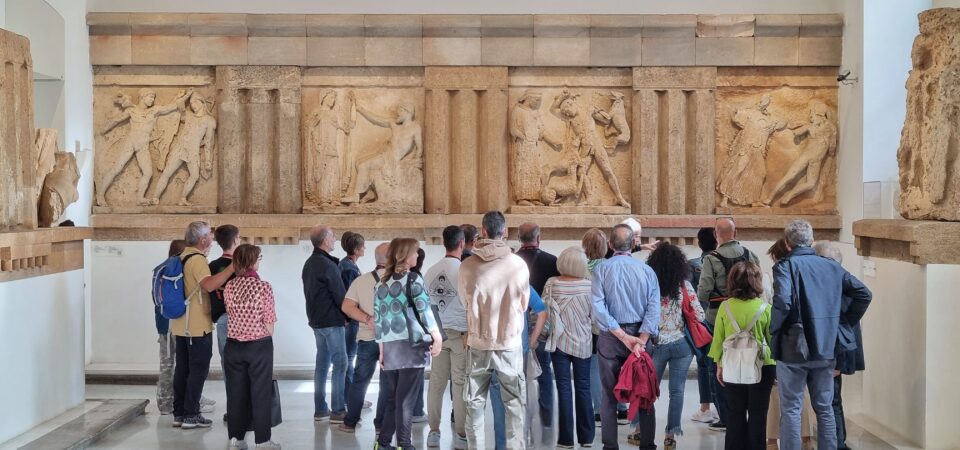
[458,239,531,351]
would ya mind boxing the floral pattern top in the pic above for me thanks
[658,280,705,345]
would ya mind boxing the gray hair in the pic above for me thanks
[813,241,843,264]
[556,246,589,279]
[610,224,634,252]
[518,223,540,245]
[784,219,814,248]
[482,211,507,239]
[184,221,211,246]
[310,226,333,249]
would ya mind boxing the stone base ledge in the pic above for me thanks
[0,227,92,282]
[92,213,840,243]
[854,219,960,265]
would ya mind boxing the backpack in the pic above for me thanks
[720,301,768,384]
[152,253,204,321]
[709,248,755,300]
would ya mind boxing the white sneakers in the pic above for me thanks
[690,408,719,423]
[453,434,467,450]
[255,441,281,449]
[427,431,441,447]
[228,438,248,450]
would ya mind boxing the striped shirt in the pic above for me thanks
[543,277,594,359]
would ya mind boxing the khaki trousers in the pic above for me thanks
[464,346,526,450]
[428,330,467,437]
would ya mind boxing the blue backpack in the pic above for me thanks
[152,253,204,320]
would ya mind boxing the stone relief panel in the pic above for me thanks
[715,86,838,214]
[898,9,960,220]
[93,72,218,213]
[302,68,424,214]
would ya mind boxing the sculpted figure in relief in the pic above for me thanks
[549,89,631,208]
[307,90,356,206]
[340,93,422,205]
[96,88,192,206]
[150,92,217,206]
[510,90,562,206]
[763,101,837,206]
[716,95,787,207]
[592,91,631,149]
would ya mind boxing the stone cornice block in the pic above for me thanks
[129,13,188,36]
[424,66,508,90]
[697,15,756,37]
[423,15,482,38]
[87,13,131,35]
[696,37,754,66]
[641,15,696,37]
[534,15,590,37]
[854,219,960,265]
[641,37,695,66]
[131,35,190,65]
[800,14,843,37]
[799,36,842,66]
[306,14,364,37]
[365,15,422,37]
[590,15,643,38]
[307,36,365,66]
[247,14,306,37]
[481,15,533,37]
[248,36,306,65]
[633,67,716,89]
[188,13,248,37]
[755,14,801,37]
[89,35,131,65]
[754,36,799,66]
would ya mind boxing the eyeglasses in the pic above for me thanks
[258,254,264,261]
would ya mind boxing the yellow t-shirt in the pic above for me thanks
[170,247,213,337]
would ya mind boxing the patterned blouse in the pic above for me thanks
[543,277,594,359]
[223,272,277,342]
[374,271,439,370]
[658,280,705,345]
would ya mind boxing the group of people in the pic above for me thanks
[153,212,871,450]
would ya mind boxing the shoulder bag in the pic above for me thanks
[404,272,446,348]
[778,260,810,363]
[681,284,713,349]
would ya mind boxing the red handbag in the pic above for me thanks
[681,285,713,348]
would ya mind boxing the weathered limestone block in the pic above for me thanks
[898,8,960,220]
[696,15,756,38]
[0,28,37,230]
[39,152,81,228]
[716,68,839,215]
[481,15,534,66]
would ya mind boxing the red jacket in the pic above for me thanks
[614,351,659,421]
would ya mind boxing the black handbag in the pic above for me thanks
[244,379,282,430]
[404,273,445,348]
[779,261,810,363]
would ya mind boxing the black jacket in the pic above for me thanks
[516,247,560,296]
[771,246,872,362]
[303,248,347,329]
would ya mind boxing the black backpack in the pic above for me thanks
[708,248,755,300]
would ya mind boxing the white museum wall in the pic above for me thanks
[0,270,86,444]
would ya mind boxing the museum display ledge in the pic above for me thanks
[92,213,840,244]
[854,219,960,265]
[0,227,92,282]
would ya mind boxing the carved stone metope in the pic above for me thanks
[0,29,37,230]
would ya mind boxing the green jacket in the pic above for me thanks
[708,297,775,368]
[697,240,760,325]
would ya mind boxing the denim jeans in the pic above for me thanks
[216,315,228,384]
[489,375,508,450]
[344,340,379,427]
[707,355,730,425]
[695,349,712,404]
[650,339,694,436]
[534,340,554,427]
[553,350,595,446]
[344,320,359,400]
[833,375,847,448]
[777,359,837,450]
[313,326,347,414]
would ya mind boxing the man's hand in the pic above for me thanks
[639,240,661,252]
[631,341,646,358]
[365,315,376,331]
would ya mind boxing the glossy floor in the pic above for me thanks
[78,379,896,450]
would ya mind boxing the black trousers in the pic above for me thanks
[724,365,776,450]
[173,333,213,418]
[833,374,848,448]
[378,367,424,448]
[224,337,274,444]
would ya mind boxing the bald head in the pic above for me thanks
[715,218,736,244]
[310,225,335,252]
[610,224,635,252]
[518,222,541,246]
[374,242,390,267]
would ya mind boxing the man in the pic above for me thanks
[171,221,235,429]
[697,217,759,431]
[772,221,871,450]
[605,218,659,258]
[688,226,720,424]
[460,211,531,450]
[424,226,469,449]
[338,242,389,434]
[515,222,559,431]
[208,224,239,422]
[303,225,348,423]
[460,224,479,261]
[592,224,661,450]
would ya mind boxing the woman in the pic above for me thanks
[223,244,280,450]
[374,238,442,450]
[709,261,775,450]
[582,228,614,423]
[156,239,187,415]
[543,247,596,449]
[635,243,705,450]
[339,232,367,411]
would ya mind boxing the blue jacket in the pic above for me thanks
[770,246,871,362]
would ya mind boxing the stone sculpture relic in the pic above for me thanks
[717,95,788,207]
[305,90,355,206]
[39,152,81,228]
[898,8,960,220]
[150,92,217,206]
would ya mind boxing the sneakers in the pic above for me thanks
[373,443,395,450]
[626,432,642,446]
[556,445,575,449]
[411,415,427,424]
[664,438,677,450]
[330,412,346,424]
[172,416,184,428]
[255,440,281,449]
[200,403,215,414]
[594,413,601,423]
[314,411,330,422]
[181,414,213,429]
[228,438,249,450]
[223,413,229,423]
[200,396,216,406]
[453,434,467,450]
[690,408,719,423]
[582,444,593,448]
[427,431,441,447]
[708,422,727,432]
[617,410,629,425]
[363,400,373,409]
[337,423,356,433]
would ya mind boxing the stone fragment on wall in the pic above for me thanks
[715,67,839,215]
[39,152,80,228]
[92,66,218,213]
[897,9,960,221]
[0,28,37,230]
